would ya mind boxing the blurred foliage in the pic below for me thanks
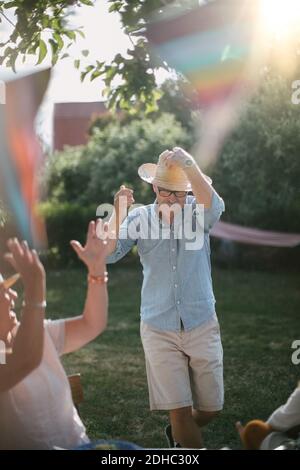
[88,78,197,136]
[0,0,88,68]
[0,0,198,112]
[1,0,300,113]
[38,202,96,267]
[42,71,300,268]
[211,69,300,233]
[44,112,192,206]
[41,112,191,266]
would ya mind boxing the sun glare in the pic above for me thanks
[261,0,300,39]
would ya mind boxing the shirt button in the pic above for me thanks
[174,284,178,288]
[177,300,181,305]
[171,248,175,252]
[173,266,176,270]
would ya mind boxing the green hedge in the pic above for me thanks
[44,112,192,207]
[39,202,139,269]
[41,75,300,268]
[39,202,97,267]
[211,72,300,233]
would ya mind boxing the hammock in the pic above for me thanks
[211,221,300,248]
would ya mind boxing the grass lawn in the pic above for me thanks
[46,263,300,449]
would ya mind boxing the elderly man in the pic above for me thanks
[105,147,225,448]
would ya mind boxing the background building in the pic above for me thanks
[53,101,108,150]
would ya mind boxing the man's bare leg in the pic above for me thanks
[192,409,221,427]
[169,407,221,448]
[169,406,203,448]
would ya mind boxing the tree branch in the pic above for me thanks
[0,10,16,28]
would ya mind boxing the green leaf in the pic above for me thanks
[114,53,123,65]
[80,65,94,82]
[41,16,50,28]
[109,2,122,13]
[76,29,85,39]
[102,87,110,97]
[51,18,60,30]
[51,53,59,66]
[81,49,89,57]
[37,39,47,64]
[53,32,64,51]
[145,101,158,114]
[9,28,18,43]
[63,30,76,41]
[90,70,104,81]
[3,46,13,57]
[80,0,94,6]
[49,39,59,56]
[74,59,80,69]
[9,52,17,72]
[4,1,18,9]
[105,66,118,80]
[27,40,39,55]
[96,60,105,68]
[108,93,118,109]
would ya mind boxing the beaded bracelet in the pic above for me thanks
[87,272,109,284]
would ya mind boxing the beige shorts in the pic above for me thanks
[140,315,224,411]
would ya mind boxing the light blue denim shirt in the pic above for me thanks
[106,192,225,332]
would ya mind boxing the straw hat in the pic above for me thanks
[138,151,212,191]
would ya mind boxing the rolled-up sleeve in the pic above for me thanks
[267,387,300,431]
[106,209,139,264]
[106,238,136,264]
[204,191,225,232]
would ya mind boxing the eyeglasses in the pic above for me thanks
[158,187,187,198]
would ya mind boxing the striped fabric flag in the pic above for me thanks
[0,68,50,247]
[146,0,260,107]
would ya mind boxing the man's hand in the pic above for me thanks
[71,220,110,276]
[110,185,135,243]
[114,185,135,212]
[4,239,46,303]
[163,147,196,170]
